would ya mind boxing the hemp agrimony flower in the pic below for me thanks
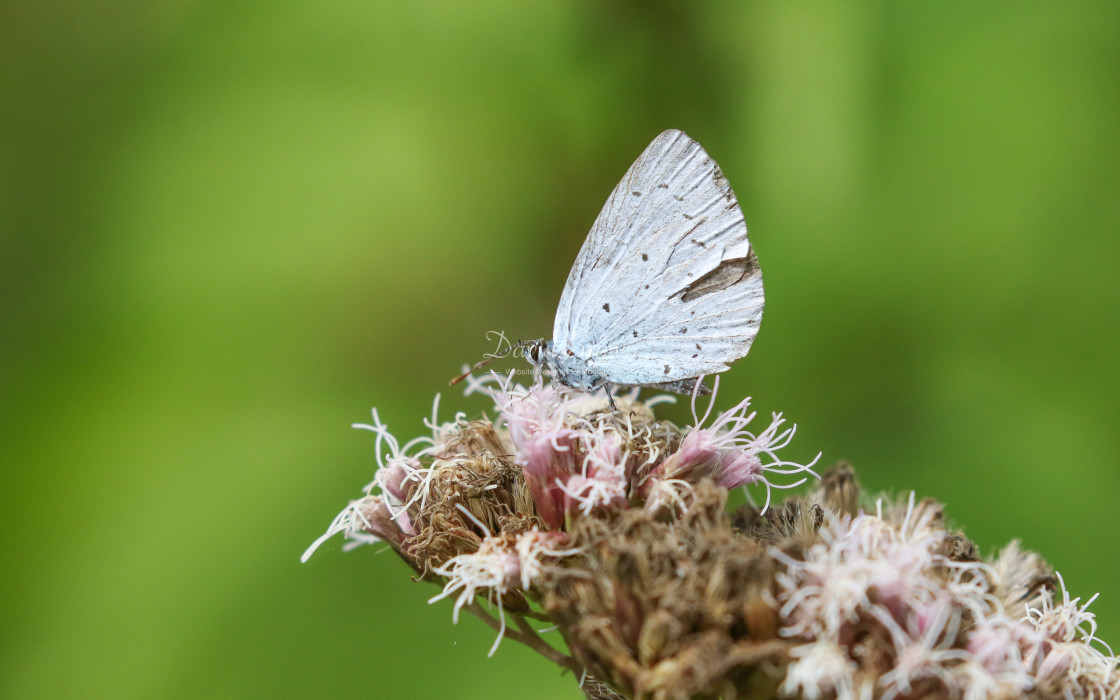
[305,375,1118,699]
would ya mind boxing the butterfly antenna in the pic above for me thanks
[515,338,539,354]
[449,357,495,386]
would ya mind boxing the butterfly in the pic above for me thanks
[457,129,764,401]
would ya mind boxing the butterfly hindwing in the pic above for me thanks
[551,129,763,386]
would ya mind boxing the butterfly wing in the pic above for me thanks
[551,129,763,386]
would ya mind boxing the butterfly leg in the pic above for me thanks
[605,383,618,413]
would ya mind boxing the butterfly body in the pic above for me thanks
[529,340,714,397]
[535,343,601,392]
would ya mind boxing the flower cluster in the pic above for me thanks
[304,375,1117,699]
[774,494,1117,699]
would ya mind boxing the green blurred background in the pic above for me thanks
[3,2,1118,698]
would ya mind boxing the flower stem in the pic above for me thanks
[464,601,579,672]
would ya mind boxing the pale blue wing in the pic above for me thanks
[551,129,764,385]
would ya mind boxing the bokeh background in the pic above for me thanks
[3,2,1119,698]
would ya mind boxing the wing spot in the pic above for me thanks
[664,365,670,375]
[673,194,684,202]
[682,213,694,220]
[632,331,638,338]
[644,284,649,289]
[657,183,669,189]
[602,303,610,313]
[641,253,648,261]
[692,239,706,248]
[692,353,698,358]
[696,344,702,351]
[632,191,642,196]
[679,327,687,334]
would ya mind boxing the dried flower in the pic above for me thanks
[304,374,1117,699]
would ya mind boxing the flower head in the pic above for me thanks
[300,494,411,563]
[304,373,1117,700]
[645,382,820,513]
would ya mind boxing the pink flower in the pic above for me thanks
[782,637,860,699]
[558,423,627,516]
[353,407,431,513]
[429,527,578,657]
[517,429,581,529]
[478,374,587,528]
[515,529,577,589]
[300,495,410,563]
[872,597,971,700]
[1022,572,1117,696]
[963,613,1035,693]
[646,383,819,513]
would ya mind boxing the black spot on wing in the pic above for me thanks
[641,253,648,261]
[602,303,610,312]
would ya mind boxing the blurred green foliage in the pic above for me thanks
[2,2,1119,698]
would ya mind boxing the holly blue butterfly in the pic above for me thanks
[523,129,763,398]
[453,129,763,401]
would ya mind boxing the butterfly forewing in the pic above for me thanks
[551,129,764,386]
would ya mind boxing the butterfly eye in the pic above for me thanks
[529,344,541,363]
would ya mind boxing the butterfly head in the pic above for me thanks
[521,339,547,367]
